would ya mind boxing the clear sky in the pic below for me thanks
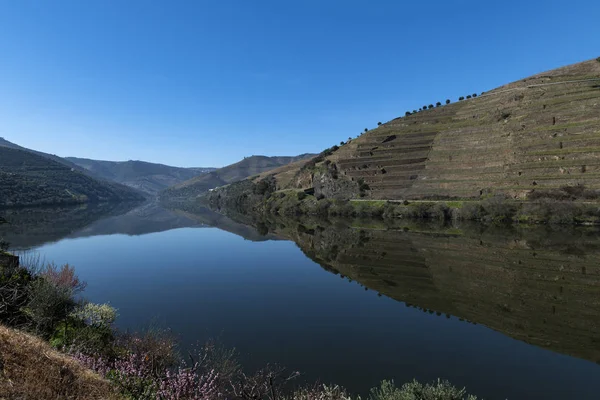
[0,0,598,167]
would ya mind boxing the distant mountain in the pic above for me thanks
[66,157,215,196]
[0,146,145,208]
[160,154,315,201]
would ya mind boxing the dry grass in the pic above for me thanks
[0,325,120,400]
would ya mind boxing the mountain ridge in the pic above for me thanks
[161,153,315,201]
[66,157,215,195]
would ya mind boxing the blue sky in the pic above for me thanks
[0,0,598,167]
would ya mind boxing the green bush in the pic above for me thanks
[51,317,115,356]
[382,203,398,219]
[519,199,583,224]
[446,99,451,104]
[315,199,331,216]
[369,379,478,400]
[481,196,516,222]
[329,200,355,217]
[457,202,484,220]
[297,191,307,200]
[458,96,464,101]
[25,278,76,337]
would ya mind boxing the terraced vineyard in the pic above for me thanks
[330,59,600,199]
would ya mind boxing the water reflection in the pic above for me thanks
[208,211,600,365]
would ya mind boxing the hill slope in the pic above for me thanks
[161,154,315,200]
[66,157,215,195]
[0,137,101,178]
[0,324,118,399]
[0,147,145,208]
[256,59,600,200]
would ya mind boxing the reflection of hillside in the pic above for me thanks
[0,202,140,249]
[170,205,280,242]
[69,202,204,238]
[262,217,600,364]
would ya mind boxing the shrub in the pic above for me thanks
[428,104,434,109]
[520,199,583,224]
[466,95,472,99]
[597,57,600,62]
[405,111,411,116]
[40,263,87,295]
[436,102,441,107]
[25,278,77,337]
[315,199,331,216]
[287,384,351,400]
[253,179,274,196]
[429,203,450,220]
[364,128,368,133]
[481,195,516,222]
[51,316,115,356]
[412,110,417,114]
[459,96,464,101]
[382,203,397,219]
[472,93,477,97]
[340,141,344,146]
[329,200,355,217]
[404,202,432,219]
[297,191,307,200]
[446,99,451,104]
[72,303,117,329]
[378,122,382,126]
[423,105,428,110]
[370,379,478,400]
[458,202,484,220]
[316,193,325,200]
[0,261,33,326]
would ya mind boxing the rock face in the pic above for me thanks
[312,169,359,199]
[269,59,600,200]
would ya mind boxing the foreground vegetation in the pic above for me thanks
[0,250,481,399]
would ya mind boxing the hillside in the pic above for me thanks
[0,137,100,178]
[0,147,145,208]
[67,157,215,195]
[249,59,600,200]
[0,324,118,399]
[161,154,315,201]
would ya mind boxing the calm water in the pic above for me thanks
[2,203,600,399]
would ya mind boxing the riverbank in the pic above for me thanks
[203,175,600,225]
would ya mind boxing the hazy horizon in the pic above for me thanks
[1,0,598,167]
